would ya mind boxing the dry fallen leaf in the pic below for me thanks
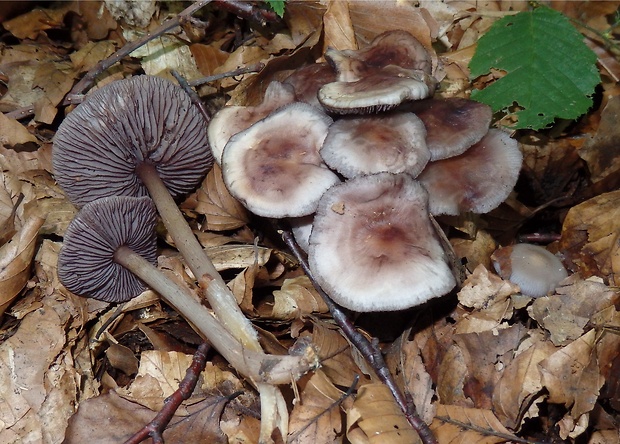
[431,404,518,443]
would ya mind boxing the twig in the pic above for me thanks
[124,343,218,444]
[188,62,265,87]
[280,228,438,444]
[212,0,280,25]
[170,70,212,124]
[63,0,212,105]
[4,106,35,120]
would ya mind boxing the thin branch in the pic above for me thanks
[188,62,265,87]
[280,228,438,444]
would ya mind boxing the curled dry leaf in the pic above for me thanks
[539,329,605,437]
[528,276,620,346]
[347,383,421,444]
[183,163,249,232]
[559,190,620,286]
[269,276,330,321]
[430,404,517,444]
[288,370,345,444]
[0,214,44,316]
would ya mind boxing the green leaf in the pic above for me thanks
[265,0,285,18]
[469,7,600,130]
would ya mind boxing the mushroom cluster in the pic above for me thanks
[209,30,523,312]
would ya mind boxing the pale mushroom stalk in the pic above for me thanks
[135,162,255,346]
[114,245,311,385]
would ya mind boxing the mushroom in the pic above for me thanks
[320,112,430,178]
[491,243,568,298]
[308,173,456,312]
[222,102,340,218]
[52,75,259,348]
[283,63,337,108]
[404,97,493,161]
[417,129,523,215]
[58,195,315,384]
[318,30,437,114]
[207,81,297,164]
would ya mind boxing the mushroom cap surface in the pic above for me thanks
[418,129,523,215]
[58,196,158,303]
[320,112,430,178]
[318,66,435,114]
[492,243,568,297]
[406,98,493,161]
[308,173,456,312]
[222,102,340,218]
[53,75,212,207]
[283,63,337,108]
[208,81,296,164]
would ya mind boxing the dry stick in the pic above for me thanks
[187,63,265,87]
[280,229,438,444]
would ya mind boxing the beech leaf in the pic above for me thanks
[469,7,600,129]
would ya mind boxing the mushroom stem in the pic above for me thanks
[113,245,316,385]
[135,162,259,350]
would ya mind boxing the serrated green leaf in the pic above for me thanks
[469,7,600,130]
[265,0,285,18]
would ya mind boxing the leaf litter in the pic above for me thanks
[1,1,620,443]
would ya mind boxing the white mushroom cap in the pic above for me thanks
[222,102,340,218]
[492,243,568,297]
[320,112,430,178]
[308,173,456,312]
[418,129,523,215]
[207,81,296,164]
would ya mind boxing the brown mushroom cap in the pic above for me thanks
[283,63,337,108]
[53,75,212,206]
[308,173,456,312]
[405,98,493,161]
[318,30,436,114]
[418,129,523,215]
[318,65,436,114]
[320,112,430,178]
[207,81,296,164]
[222,102,340,218]
[58,196,158,302]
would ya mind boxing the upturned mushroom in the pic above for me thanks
[58,195,315,384]
[319,112,430,178]
[207,80,296,164]
[308,173,456,312]
[52,75,259,349]
[418,129,523,215]
[222,102,340,218]
[318,30,437,113]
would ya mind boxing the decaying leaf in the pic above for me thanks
[269,275,330,320]
[288,370,346,444]
[431,404,518,443]
[347,383,421,444]
[559,190,620,286]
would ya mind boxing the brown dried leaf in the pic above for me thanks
[2,6,68,40]
[528,276,619,346]
[559,190,620,286]
[183,164,249,231]
[539,329,605,433]
[288,370,345,444]
[32,60,76,124]
[0,112,37,145]
[492,332,557,430]
[268,276,330,321]
[431,404,517,443]
[347,383,421,444]
[323,0,357,51]
[0,214,44,316]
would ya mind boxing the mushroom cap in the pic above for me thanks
[418,129,523,215]
[290,214,314,252]
[318,66,436,114]
[58,196,158,303]
[208,81,296,164]
[308,173,456,312]
[325,30,432,82]
[283,63,337,108]
[405,98,493,161]
[53,75,212,207]
[320,112,430,178]
[492,243,568,297]
[222,102,340,218]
